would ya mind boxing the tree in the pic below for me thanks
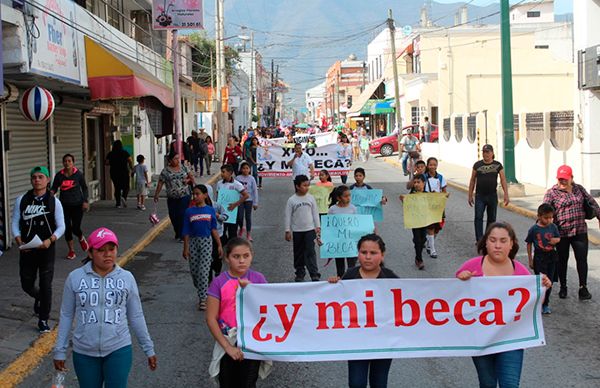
[188,32,240,87]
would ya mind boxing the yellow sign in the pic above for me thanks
[403,192,448,229]
[309,185,334,214]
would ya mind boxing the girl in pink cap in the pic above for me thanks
[53,227,157,387]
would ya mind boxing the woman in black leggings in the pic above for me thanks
[105,140,133,208]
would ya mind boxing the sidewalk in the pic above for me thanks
[383,156,600,245]
[0,173,216,385]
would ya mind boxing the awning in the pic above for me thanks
[347,80,384,116]
[85,37,174,108]
[371,99,395,114]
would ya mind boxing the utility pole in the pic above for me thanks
[247,32,254,130]
[270,59,275,126]
[172,30,182,159]
[272,64,279,125]
[215,0,226,158]
[335,71,340,125]
[388,9,403,152]
[500,0,517,183]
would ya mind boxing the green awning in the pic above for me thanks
[370,99,395,115]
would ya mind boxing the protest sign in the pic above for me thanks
[257,144,351,177]
[320,214,375,259]
[309,186,334,214]
[267,131,338,147]
[217,189,240,224]
[351,189,384,222]
[403,192,448,229]
[236,276,546,362]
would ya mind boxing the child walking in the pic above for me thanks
[525,203,560,314]
[132,154,150,210]
[182,184,224,311]
[217,164,249,243]
[316,169,334,187]
[285,174,321,282]
[235,161,259,241]
[209,200,229,283]
[328,234,398,388]
[423,157,447,259]
[400,174,428,270]
[53,227,157,385]
[328,185,358,277]
[206,238,270,387]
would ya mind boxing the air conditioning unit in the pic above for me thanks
[579,44,600,90]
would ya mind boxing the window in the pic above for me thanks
[549,111,574,151]
[534,45,549,49]
[106,0,123,30]
[443,118,451,142]
[454,116,463,142]
[467,114,477,143]
[411,106,420,126]
[513,114,520,144]
[525,112,544,149]
[527,11,541,18]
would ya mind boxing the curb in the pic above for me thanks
[383,157,600,245]
[0,174,223,387]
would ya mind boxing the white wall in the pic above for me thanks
[511,1,555,24]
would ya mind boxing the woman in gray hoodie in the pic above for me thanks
[53,227,157,386]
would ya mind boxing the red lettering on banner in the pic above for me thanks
[508,288,530,321]
[390,289,420,327]
[425,299,450,325]
[454,298,477,325]
[479,298,506,325]
[316,301,360,329]
[251,305,273,342]
[363,290,377,328]
[274,304,302,343]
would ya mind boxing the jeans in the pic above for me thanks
[73,345,132,388]
[348,359,393,388]
[412,227,427,262]
[167,195,190,239]
[401,152,409,174]
[533,250,557,306]
[472,349,524,388]
[236,201,254,232]
[63,204,84,241]
[19,244,55,320]
[556,233,589,287]
[293,230,320,279]
[219,353,260,388]
[474,193,498,242]
[205,154,213,174]
[341,174,348,184]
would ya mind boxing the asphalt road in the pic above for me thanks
[20,158,600,387]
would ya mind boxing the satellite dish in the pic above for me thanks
[402,25,413,36]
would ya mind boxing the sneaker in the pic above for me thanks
[294,276,305,282]
[559,286,568,299]
[238,227,245,237]
[246,232,253,242]
[122,198,128,208]
[140,205,146,211]
[116,205,122,209]
[38,320,51,333]
[415,259,425,270]
[310,275,321,282]
[542,305,551,315]
[33,298,40,315]
[66,251,76,260]
[79,237,89,252]
[430,251,438,259]
[579,286,592,300]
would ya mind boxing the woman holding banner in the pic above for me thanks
[456,222,551,388]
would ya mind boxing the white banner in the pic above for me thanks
[266,131,338,147]
[236,276,546,361]
[257,144,351,177]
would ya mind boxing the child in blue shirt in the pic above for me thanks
[525,203,560,314]
[182,184,223,310]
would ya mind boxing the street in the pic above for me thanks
[20,158,600,387]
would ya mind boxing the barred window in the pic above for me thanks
[467,114,477,143]
[549,111,574,151]
[525,112,544,149]
[454,116,463,143]
[443,118,451,142]
[513,114,520,144]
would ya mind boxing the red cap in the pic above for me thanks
[556,165,573,180]
[87,227,119,250]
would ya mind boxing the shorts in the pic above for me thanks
[136,182,148,196]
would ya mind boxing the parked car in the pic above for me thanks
[369,124,439,156]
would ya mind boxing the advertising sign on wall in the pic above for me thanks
[152,0,204,30]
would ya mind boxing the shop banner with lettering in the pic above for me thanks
[319,215,375,259]
[257,144,352,177]
[403,193,448,229]
[217,189,240,224]
[351,189,384,222]
[309,186,334,214]
[237,276,546,361]
[152,0,203,30]
[266,131,338,147]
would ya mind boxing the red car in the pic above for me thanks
[369,124,438,156]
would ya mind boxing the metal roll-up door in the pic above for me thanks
[5,103,50,230]
[53,108,83,171]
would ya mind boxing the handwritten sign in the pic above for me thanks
[217,189,240,224]
[309,186,334,214]
[319,215,375,258]
[403,193,448,229]
[257,144,352,177]
[237,276,546,361]
[351,189,384,222]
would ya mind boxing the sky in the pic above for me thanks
[434,0,572,14]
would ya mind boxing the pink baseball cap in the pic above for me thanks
[87,227,119,250]
[556,165,573,180]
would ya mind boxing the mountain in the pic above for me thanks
[203,1,571,106]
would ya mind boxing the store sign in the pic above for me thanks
[152,0,203,30]
[29,0,86,86]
